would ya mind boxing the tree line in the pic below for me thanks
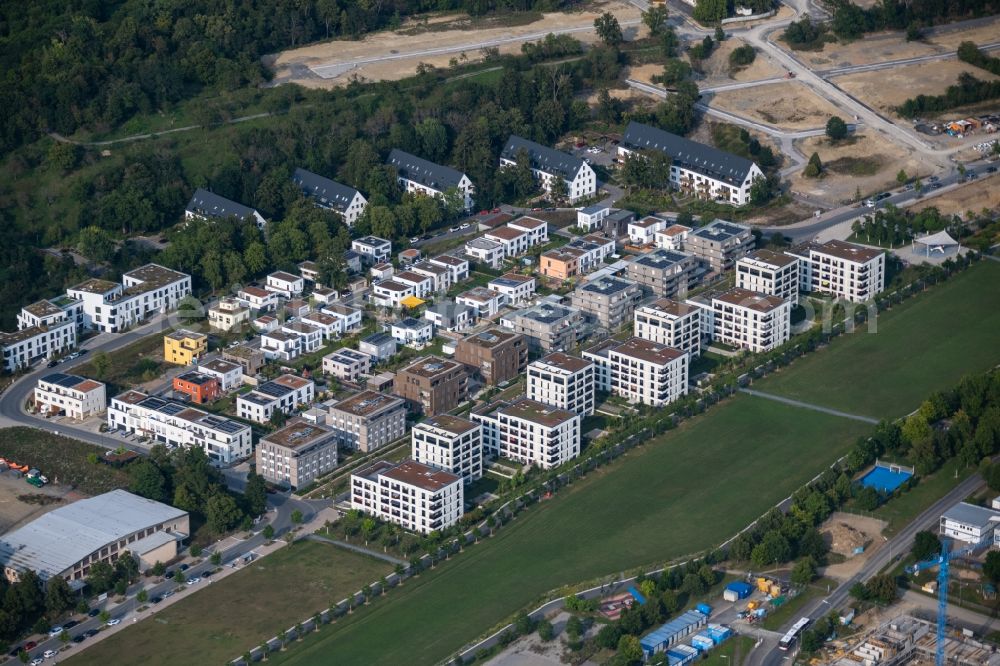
[0,0,579,154]
[828,0,1000,41]
[897,72,1000,117]
[957,40,1000,76]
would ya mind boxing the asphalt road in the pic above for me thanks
[748,472,985,666]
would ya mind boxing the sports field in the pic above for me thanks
[65,542,389,666]
[757,261,1000,419]
[270,396,870,666]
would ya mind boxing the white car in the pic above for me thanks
[106,618,121,626]
[43,650,57,659]
[48,626,63,637]
[30,659,42,666]
[459,223,471,230]
[186,577,201,585]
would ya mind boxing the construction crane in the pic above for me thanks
[905,535,992,666]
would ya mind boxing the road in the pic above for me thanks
[748,472,985,666]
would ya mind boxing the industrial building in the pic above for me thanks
[351,460,464,534]
[639,609,708,659]
[0,490,189,585]
[411,415,483,483]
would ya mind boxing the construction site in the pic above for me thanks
[825,615,1000,666]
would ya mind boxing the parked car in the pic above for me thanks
[106,618,121,627]
[179,563,189,571]
[30,658,42,666]
[409,237,421,243]
[150,596,162,604]
[928,175,939,182]
[77,349,87,355]
[83,629,98,638]
[987,165,998,173]
[43,650,57,659]
[459,223,471,230]
[23,641,36,651]
[46,360,58,368]
[87,608,100,617]
[63,620,78,630]
[448,226,459,232]
[186,577,201,585]
[202,570,214,578]
[72,635,86,644]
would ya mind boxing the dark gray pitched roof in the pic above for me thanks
[292,168,362,212]
[186,188,259,221]
[501,135,586,180]
[622,122,758,186]
[387,149,467,191]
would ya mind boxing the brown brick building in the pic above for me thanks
[455,328,528,386]
[393,356,469,416]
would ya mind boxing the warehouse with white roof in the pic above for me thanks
[0,489,189,585]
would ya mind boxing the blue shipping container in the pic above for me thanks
[725,581,753,599]
[692,634,715,651]
[696,603,712,616]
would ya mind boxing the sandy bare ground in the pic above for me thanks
[0,474,80,533]
[820,512,888,582]
[707,81,846,130]
[693,38,786,86]
[268,0,642,88]
[833,59,1000,115]
[789,132,929,205]
[908,172,1000,218]
[794,18,1000,70]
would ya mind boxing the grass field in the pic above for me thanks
[755,261,1000,419]
[64,541,390,666]
[0,427,129,495]
[760,578,835,630]
[267,396,870,666]
[73,333,169,394]
[700,635,756,666]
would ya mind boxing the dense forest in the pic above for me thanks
[0,0,578,153]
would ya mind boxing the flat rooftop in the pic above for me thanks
[332,390,403,417]
[818,239,883,263]
[611,337,684,365]
[199,358,242,374]
[361,459,460,492]
[714,287,786,313]
[393,317,431,331]
[689,220,750,241]
[533,351,592,373]
[632,216,666,229]
[641,298,699,318]
[509,303,578,325]
[631,249,692,270]
[68,278,119,295]
[264,421,334,451]
[175,371,216,386]
[431,254,467,267]
[743,249,798,268]
[458,287,498,303]
[460,328,520,349]
[399,356,464,379]
[418,414,479,436]
[165,329,205,342]
[22,300,64,318]
[354,236,390,248]
[578,277,637,296]
[500,398,576,428]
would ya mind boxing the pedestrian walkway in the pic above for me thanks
[739,388,879,424]
[305,534,406,566]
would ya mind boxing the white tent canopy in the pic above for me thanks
[913,230,959,255]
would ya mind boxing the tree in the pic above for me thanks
[206,493,243,534]
[642,5,669,36]
[86,561,116,594]
[210,551,222,566]
[897,169,909,184]
[98,610,110,624]
[865,574,898,604]
[751,530,791,567]
[594,13,623,46]
[566,615,584,639]
[151,561,166,577]
[263,524,275,541]
[791,556,818,586]
[693,0,727,24]
[549,176,569,204]
[912,531,941,562]
[47,141,82,172]
[244,472,268,517]
[269,409,287,428]
[729,44,757,68]
[514,611,534,636]
[190,544,203,558]
[537,618,554,641]
[617,634,644,665]
[984,551,1000,584]
[804,152,823,178]
[77,226,117,262]
[291,509,304,525]
[59,630,70,647]
[715,25,725,42]
[660,58,692,86]
[45,576,74,616]
[826,116,849,141]
[136,589,148,604]
[855,486,881,511]
[128,460,169,503]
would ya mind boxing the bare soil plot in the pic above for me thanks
[708,81,846,130]
[833,60,1000,115]
[820,514,888,581]
[789,132,929,205]
[0,474,80,533]
[268,0,642,88]
[693,38,786,85]
[908,172,1000,217]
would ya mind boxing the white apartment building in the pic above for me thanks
[66,265,192,334]
[736,250,801,305]
[411,415,483,483]
[351,459,464,535]
[654,224,692,251]
[606,337,688,408]
[628,216,668,246]
[484,226,531,258]
[786,239,886,303]
[265,271,305,298]
[236,375,315,423]
[197,359,243,392]
[465,238,506,270]
[298,312,339,340]
[352,236,392,265]
[577,204,610,232]
[488,273,536,304]
[390,317,434,346]
[17,297,83,332]
[322,348,373,383]
[283,322,322,353]
[207,298,250,332]
[410,261,452,293]
[619,122,764,206]
[387,149,474,211]
[108,391,252,464]
[500,136,597,202]
[394,271,435,299]
[236,286,278,312]
[429,254,470,284]
[526,352,595,416]
[634,298,703,359]
[1,320,77,372]
[320,303,363,335]
[292,168,367,226]
[472,398,581,469]
[260,330,302,362]
[709,288,791,353]
[34,373,106,419]
[424,301,474,332]
[328,391,407,453]
[372,280,416,308]
[456,287,506,318]
[508,217,549,245]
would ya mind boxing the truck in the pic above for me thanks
[26,477,44,489]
